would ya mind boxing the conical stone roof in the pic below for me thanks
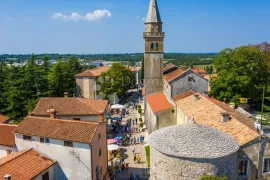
[149,123,239,159]
[146,0,161,23]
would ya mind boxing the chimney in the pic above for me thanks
[4,174,11,180]
[193,94,199,101]
[203,92,208,96]
[64,92,68,98]
[220,112,230,123]
[47,106,56,119]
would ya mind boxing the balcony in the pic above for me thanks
[143,32,165,38]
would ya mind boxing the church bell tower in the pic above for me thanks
[143,0,165,96]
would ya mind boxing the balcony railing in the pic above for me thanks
[143,32,165,37]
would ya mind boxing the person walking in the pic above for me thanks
[137,137,140,144]
[133,136,136,144]
[135,173,141,180]
[140,135,143,145]
[135,118,138,125]
[137,155,141,164]
[132,119,135,125]
[130,137,133,145]
[125,163,129,172]
[129,173,134,180]
[131,145,135,154]
[134,154,137,164]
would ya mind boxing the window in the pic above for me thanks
[172,110,175,113]
[238,160,248,176]
[264,158,270,173]
[99,148,102,157]
[42,172,49,180]
[64,141,73,147]
[45,138,50,144]
[6,149,12,155]
[73,118,81,120]
[40,137,44,143]
[98,133,101,140]
[23,135,31,141]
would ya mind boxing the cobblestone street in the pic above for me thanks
[113,99,149,180]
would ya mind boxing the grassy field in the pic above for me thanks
[145,146,150,168]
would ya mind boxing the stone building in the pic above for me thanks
[149,124,239,180]
[174,91,270,180]
[75,66,110,99]
[163,65,209,98]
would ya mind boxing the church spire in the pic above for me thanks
[146,0,161,23]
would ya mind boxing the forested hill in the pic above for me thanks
[0,53,217,66]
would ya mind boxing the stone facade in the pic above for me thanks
[76,77,96,99]
[169,70,208,97]
[150,147,238,180]
[143,0,165,96]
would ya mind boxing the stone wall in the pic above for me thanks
[170,70,208,97]
[150,147,238,180]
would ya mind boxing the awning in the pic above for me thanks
[107,144,119,151]
[111,104,124,109]
[115,136,122,140]
[111,117,121,121]
[107,139,117,144]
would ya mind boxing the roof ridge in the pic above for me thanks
[0,124,18,127]
[0,149,32,166]
[25,116,99,125]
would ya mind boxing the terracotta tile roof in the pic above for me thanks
[129,67,141,72]
[32,98,108,116]
[146,92,173,113]
[163,68,187,82]
[75,66,110,77]
[163,63,177,73]
[0,124,17,147]
[14,116,99,144]
[173,90,195,101]
[175,94,259,146]
[0,114,9,123]
[192,68,207,74]
[0,149,56,180]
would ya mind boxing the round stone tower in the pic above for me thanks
[148,123,239,180]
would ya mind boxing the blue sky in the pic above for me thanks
[0,0,269,54]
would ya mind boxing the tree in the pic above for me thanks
[0,62,7,112]
[48,60,67,97]
[43,56,50,72]
[100,63,135,98]
[210,46,269,104]
[141,57,144,81]
[65,57,83,97]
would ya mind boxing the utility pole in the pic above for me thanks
[258,85,266,180]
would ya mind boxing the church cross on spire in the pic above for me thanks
[146,0,161,23]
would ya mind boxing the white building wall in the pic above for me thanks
[83,78,90,98]
[145,102,157,134]
[15,134,92,180]
[0,145,17,159]
[33,165,56,180]
[163,80,172,101]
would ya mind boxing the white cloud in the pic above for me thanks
[51,10,112,22]
[51,13,69,21]
[141,17,146,21]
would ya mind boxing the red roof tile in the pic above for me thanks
[0,149,55,180]
[32,98,108,116]
[146,92,173,113]
[173,90,195,101]
[175,94,259,146]
[163,63,177,73]
[163,68,187,82]
[129,67,141,72]
[192,68,207,74]
[0,124,17,147]
[14,116,99,144]
[75,66,110,77]
[0,114,9,123]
